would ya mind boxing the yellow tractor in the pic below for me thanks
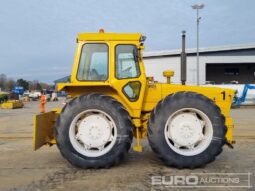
[34,30,234,169]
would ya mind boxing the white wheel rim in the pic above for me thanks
[69,109,117,157]
[164,108,213,156]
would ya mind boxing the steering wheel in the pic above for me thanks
[90,69,100,80]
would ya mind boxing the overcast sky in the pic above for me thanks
[1,0,255,83]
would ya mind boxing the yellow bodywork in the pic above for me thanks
[33,31,235,151]
[0,100,23,109]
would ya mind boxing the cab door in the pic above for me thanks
[110,42,146,118]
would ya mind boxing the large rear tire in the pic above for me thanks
[56,93,133,168]
[148,92,226,168]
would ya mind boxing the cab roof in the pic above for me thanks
[77,32,142,42]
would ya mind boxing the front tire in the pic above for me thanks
[56,93,133,168]
[148,92,226,168]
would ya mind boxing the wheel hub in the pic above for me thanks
[169,113,203,147]
[76,114,112,148]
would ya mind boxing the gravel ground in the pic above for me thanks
[0,99,254,191]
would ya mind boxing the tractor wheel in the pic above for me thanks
[56,93,133,168]
[148,92,226,168]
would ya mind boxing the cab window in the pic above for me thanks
[77,44,108,81]
[123,81,141,101]
[115,45,140,79]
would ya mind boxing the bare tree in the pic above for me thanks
[0,73,50,92]
[0,73,7,90]
[5,79,15,91]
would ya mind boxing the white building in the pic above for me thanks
[143,44,255,85]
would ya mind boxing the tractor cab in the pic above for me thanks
[57,30,147,118]
[70,30,146,83]
[76,42,140,81]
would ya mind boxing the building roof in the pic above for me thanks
[143,43,255,58]
[54,75,70,84]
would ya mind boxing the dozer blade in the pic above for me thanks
[33,110,60,150]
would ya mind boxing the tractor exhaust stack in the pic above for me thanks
[181,31,187,85]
